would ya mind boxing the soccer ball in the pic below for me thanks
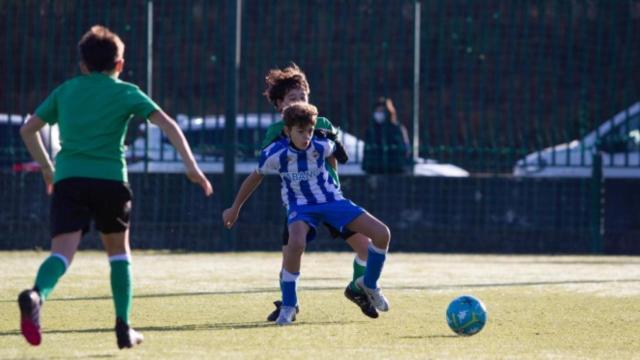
[446,295,487,336]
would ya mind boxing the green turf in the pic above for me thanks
[1,251,639,359]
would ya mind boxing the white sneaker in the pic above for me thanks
[356,277,389,312]
[275,305,297,325]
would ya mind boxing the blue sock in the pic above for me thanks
[363,244,387,289]
[281,270,300,307]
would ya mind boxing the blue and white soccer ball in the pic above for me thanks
[446,295,487,336]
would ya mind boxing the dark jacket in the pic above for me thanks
[362,120,410,174]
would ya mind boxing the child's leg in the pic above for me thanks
[19,230,81,346]
[345,233,369,292]
[94,181,141,348]
[266,223,301,322]
[101,230,133,324]
[279,220,289,299]
[101,230,143,348]
[346,213,390,290]
[342,232,380,318]
[280,221,308,308]
[34,230,82,300]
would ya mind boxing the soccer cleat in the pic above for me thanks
[344,284,379,319]
[115,317,144,349]
[275,305,297,326]
[355,277,390,312]
[267,300,299,322]
[18,289,42,346]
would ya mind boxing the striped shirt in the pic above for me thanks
[257,137,344,208]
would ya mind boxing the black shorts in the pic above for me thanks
[50,177,133,238]
[281,218,356,245]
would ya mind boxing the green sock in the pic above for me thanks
[34,255,67,301]
[110,259,132,324]
[349,257,367,293]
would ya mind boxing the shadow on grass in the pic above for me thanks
[304,276,345,281]
[2,278,637,303]
[401,334,459,339]
[85,355,116,359]
[138,319,361,332]
[396,278,640,291]
[521,260,640,265]
[7,355,117,360]
[0,288,280,303]
[424,258,640,266]
[0,319,360,337]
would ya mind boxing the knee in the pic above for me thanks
[372,225,391,249]
[286,237,306,255]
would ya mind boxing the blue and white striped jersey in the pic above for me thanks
[257,137,344,208]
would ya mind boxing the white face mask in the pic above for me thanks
[373,111,386,123]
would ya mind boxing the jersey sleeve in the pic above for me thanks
[34,87,61,125]
[316,117,338,134]
[323,139,336,158]
[126,85,161,119]
[256,145,280,174]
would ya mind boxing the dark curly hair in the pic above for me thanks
[263,63,310,107]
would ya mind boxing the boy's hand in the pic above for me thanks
[333,139,349,164]
[41,166,54,195]
[222,207,239,229]
[186,165,213,196]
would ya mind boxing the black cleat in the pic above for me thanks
[18,289,42,346]
[267,300,299,322]
[115,317,144,349]
[344,284,379,319]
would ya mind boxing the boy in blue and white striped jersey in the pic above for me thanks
[222,103,391,325]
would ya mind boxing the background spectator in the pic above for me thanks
[362,97,412,174]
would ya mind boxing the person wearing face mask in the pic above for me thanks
[362,97,412,174]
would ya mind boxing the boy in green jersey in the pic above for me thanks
[259,64,379,320]
[17,25,213,349]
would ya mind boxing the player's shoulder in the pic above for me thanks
[113,78,144,93]
[71,74,142,93]
[44,76,91,100]
[54,76,84,91]
[312,135,334,148]
[262,137,288,156]
[316,116,335,130]
[266,120,284,131]
[262,120,286,147]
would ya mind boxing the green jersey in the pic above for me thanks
[36,72,160,183]
[261,116,341,184]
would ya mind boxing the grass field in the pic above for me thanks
[1,251,639,359]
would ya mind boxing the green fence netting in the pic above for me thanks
[1,0,639,252]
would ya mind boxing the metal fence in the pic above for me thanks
[1,0,639,252]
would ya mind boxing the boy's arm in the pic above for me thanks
[222,170,265,228]
[327,155,338,171]
[315,129,349,164]
[20,115,54,194]
[149,110,213,196]
[400,124,412,157]
[322,137,339,171]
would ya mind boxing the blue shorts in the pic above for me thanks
[287,200,365,242]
